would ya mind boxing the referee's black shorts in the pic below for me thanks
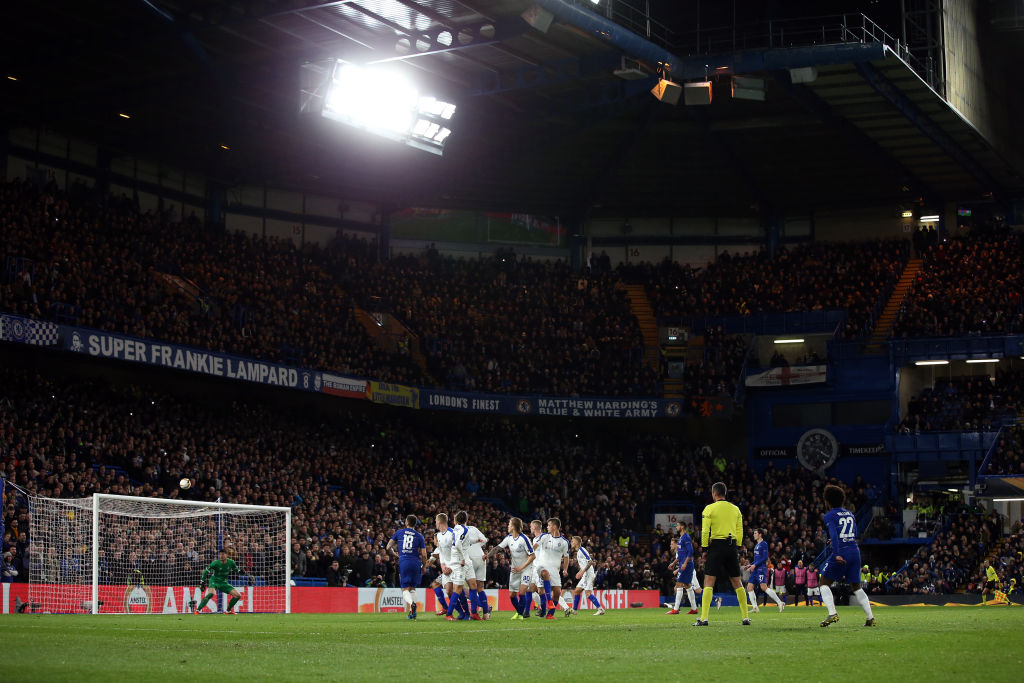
[706,538,742,578]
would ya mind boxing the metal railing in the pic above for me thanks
[571,0,675,47]
[577,4,941,95]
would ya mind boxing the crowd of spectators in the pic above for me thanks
[897,368,1024,433]
[0,180,421,385]
[0,180,659,398]
[2,361,870,594]
[683,327,748,401]
[979,522,1024,596]
[883,510,999,594]
[891,232,1024,338]
[630,239,910,340]
[984,427,1024,475]
[352,249,659,396]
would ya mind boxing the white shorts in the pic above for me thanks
[775,585,787,594]
[461,560,476,583]
[471,557,486,583]
[510,570,529,592]
[439,566,456,586]
[450,564,466,586]
[535,564,561,588]
[577,568,596,592]
[807,587,820,595]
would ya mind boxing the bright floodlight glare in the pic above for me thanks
[416,96,457,122]
[419,96,445,116]
[328,64,417,135]
[320,61,456,154]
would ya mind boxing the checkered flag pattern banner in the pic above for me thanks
[0,314,60,346]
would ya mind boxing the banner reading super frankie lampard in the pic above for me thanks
[64,327,321,392]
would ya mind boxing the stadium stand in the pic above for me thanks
[885,511,998,594]
[633,239,910,340]
[891,231,1024,339]
[983,427,1024,475]
[0,180,657,398]
[897,368,1024,433]
[1,362,862,592]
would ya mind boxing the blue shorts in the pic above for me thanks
[821,549,862,585]
[676,565,694,585]
[399,561,422,589]
[751,569,767,586]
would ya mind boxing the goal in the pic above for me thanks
[28,493,291,614]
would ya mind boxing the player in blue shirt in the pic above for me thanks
[387,514,428,620]
[819,485,876,627]
[744,529,785,613]
[665,528,701,615]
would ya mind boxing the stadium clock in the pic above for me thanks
[796,428,839,474]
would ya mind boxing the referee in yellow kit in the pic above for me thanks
[695,481,750,626]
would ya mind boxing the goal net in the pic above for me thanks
[28,493,291,614]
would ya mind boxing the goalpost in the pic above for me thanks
[28,493,291,614]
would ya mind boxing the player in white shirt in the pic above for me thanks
[523,519,573,616]
[533,517,570,620]
[487,517,535,620]
[464,521,491,619]
[426,513,457,617]
[570,536,606,615]
[526,519,547,617]
[444,510,474,621]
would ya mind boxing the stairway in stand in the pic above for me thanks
[865,258,923,351]
[353,303,437,385]
[622,284,661,373]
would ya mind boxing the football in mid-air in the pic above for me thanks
[179,478,192,490]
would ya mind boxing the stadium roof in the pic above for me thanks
[2,0,1022,217]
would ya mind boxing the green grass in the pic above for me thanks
[2,606,1023,681]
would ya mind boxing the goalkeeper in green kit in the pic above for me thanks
[195,549,244,614]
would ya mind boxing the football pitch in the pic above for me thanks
[2,606,1021,681]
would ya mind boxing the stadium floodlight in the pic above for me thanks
[914,360,949,365]
[773,338,804,344]
[320,61,457,155]
[993,498,1024,502]
[919,214,940,223]
[325,64,418,136]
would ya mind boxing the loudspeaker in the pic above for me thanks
[731,75,765,101]
[683,81,712,105]
[651,79,682,105]
[521,5,554,33]
[789,67,818,84]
